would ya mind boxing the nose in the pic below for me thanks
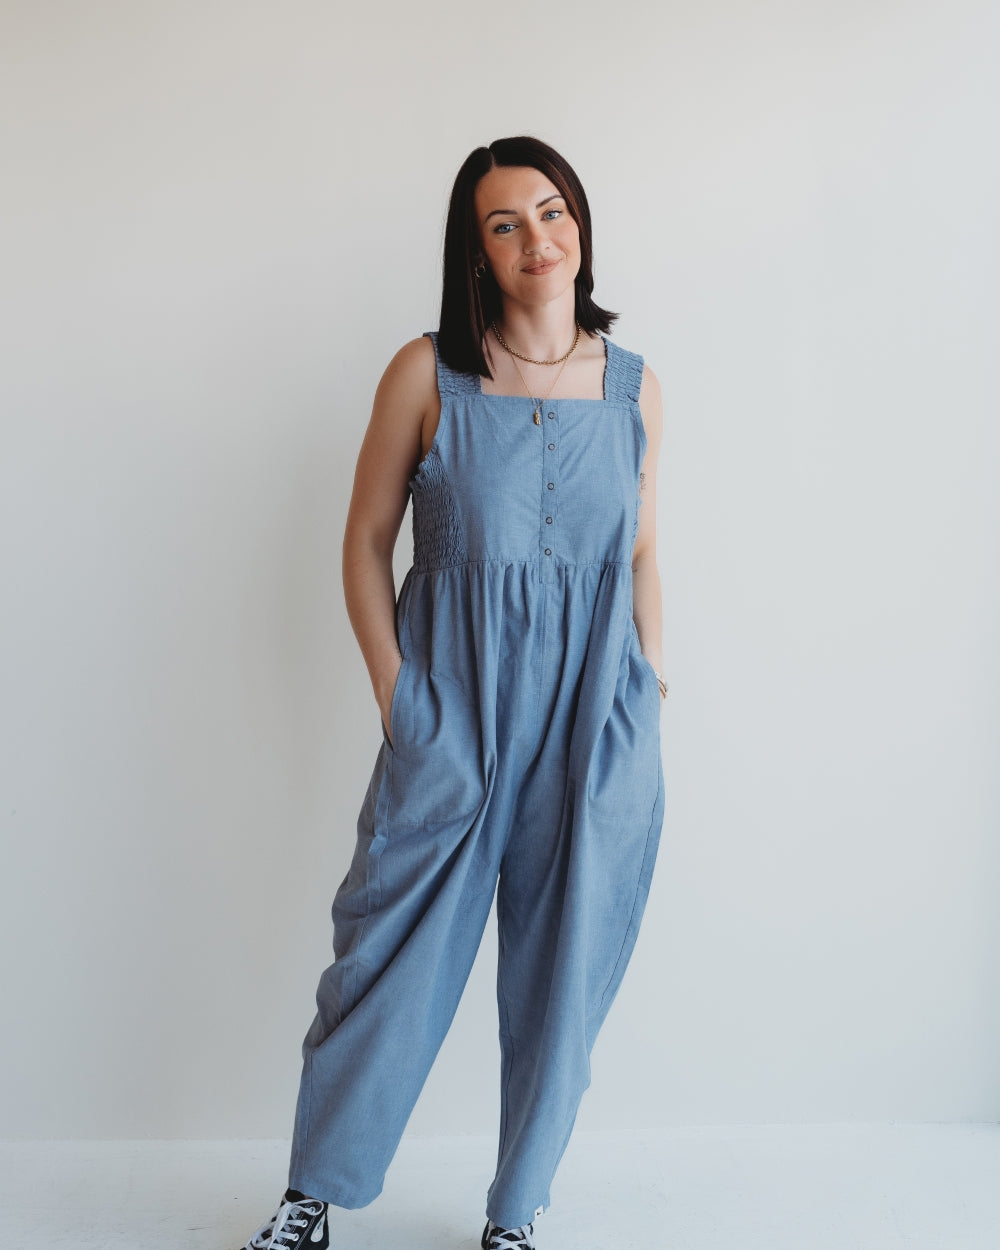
[522,219,548,254]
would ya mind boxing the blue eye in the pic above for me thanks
[494,222,515,234]
[543,209,562,220]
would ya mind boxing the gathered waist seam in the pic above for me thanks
[410,556,633,575]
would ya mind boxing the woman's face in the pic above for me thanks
[474,164,581,311]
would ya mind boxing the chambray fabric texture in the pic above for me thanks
[288,331,665,1228]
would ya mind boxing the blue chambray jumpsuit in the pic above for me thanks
[288,331,665,1229]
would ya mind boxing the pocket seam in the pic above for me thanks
[628,618,660,691]
[385,654,408,751]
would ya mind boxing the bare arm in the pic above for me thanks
[342,336,439,742]
[632,364,665,692]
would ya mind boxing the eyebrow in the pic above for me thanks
[484,194,565,222]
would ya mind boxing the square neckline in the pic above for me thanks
[477,334,611,403]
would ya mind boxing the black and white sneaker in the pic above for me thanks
[481,1220,535,1250]
[269,1194,329,1249]
[237,1191,329,1250]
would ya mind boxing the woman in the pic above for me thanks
[237,135,666,1250]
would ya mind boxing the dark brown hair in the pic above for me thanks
[437,136,618,377]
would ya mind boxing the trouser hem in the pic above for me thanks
[286,1169,384,1211]
[485,1197,547,1230]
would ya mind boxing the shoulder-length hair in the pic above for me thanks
[437,136,618,377]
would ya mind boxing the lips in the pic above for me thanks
[522,260,559,275]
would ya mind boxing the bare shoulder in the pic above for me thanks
[639,362,662,406]
[379,334,438,400]
[366,336,440,467]
[638,363,663,443]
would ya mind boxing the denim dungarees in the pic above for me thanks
[289,331,665,1228]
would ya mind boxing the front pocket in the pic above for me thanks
[383,655,409,751]
[385,665,486,831]
[628,618,660,692]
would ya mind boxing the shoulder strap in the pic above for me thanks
[603,338,645,403]
[423,330,481,397]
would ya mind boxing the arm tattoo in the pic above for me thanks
[639,471,647,493]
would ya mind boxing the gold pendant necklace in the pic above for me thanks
[509,353,570,424]
[491,322,581,423]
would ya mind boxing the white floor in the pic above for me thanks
[4,1124,999,1249]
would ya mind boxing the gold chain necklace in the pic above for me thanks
[490,320,581,366]
[490,321,581,424]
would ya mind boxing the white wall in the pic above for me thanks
[1,0,997,1139]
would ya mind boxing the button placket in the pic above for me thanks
[540,408,559,581]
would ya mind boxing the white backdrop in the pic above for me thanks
[1,0,997,1140]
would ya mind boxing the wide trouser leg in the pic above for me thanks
[485,741,665,1228]
[288,742,500,1208]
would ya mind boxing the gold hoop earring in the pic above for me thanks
[474,263,487,279]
